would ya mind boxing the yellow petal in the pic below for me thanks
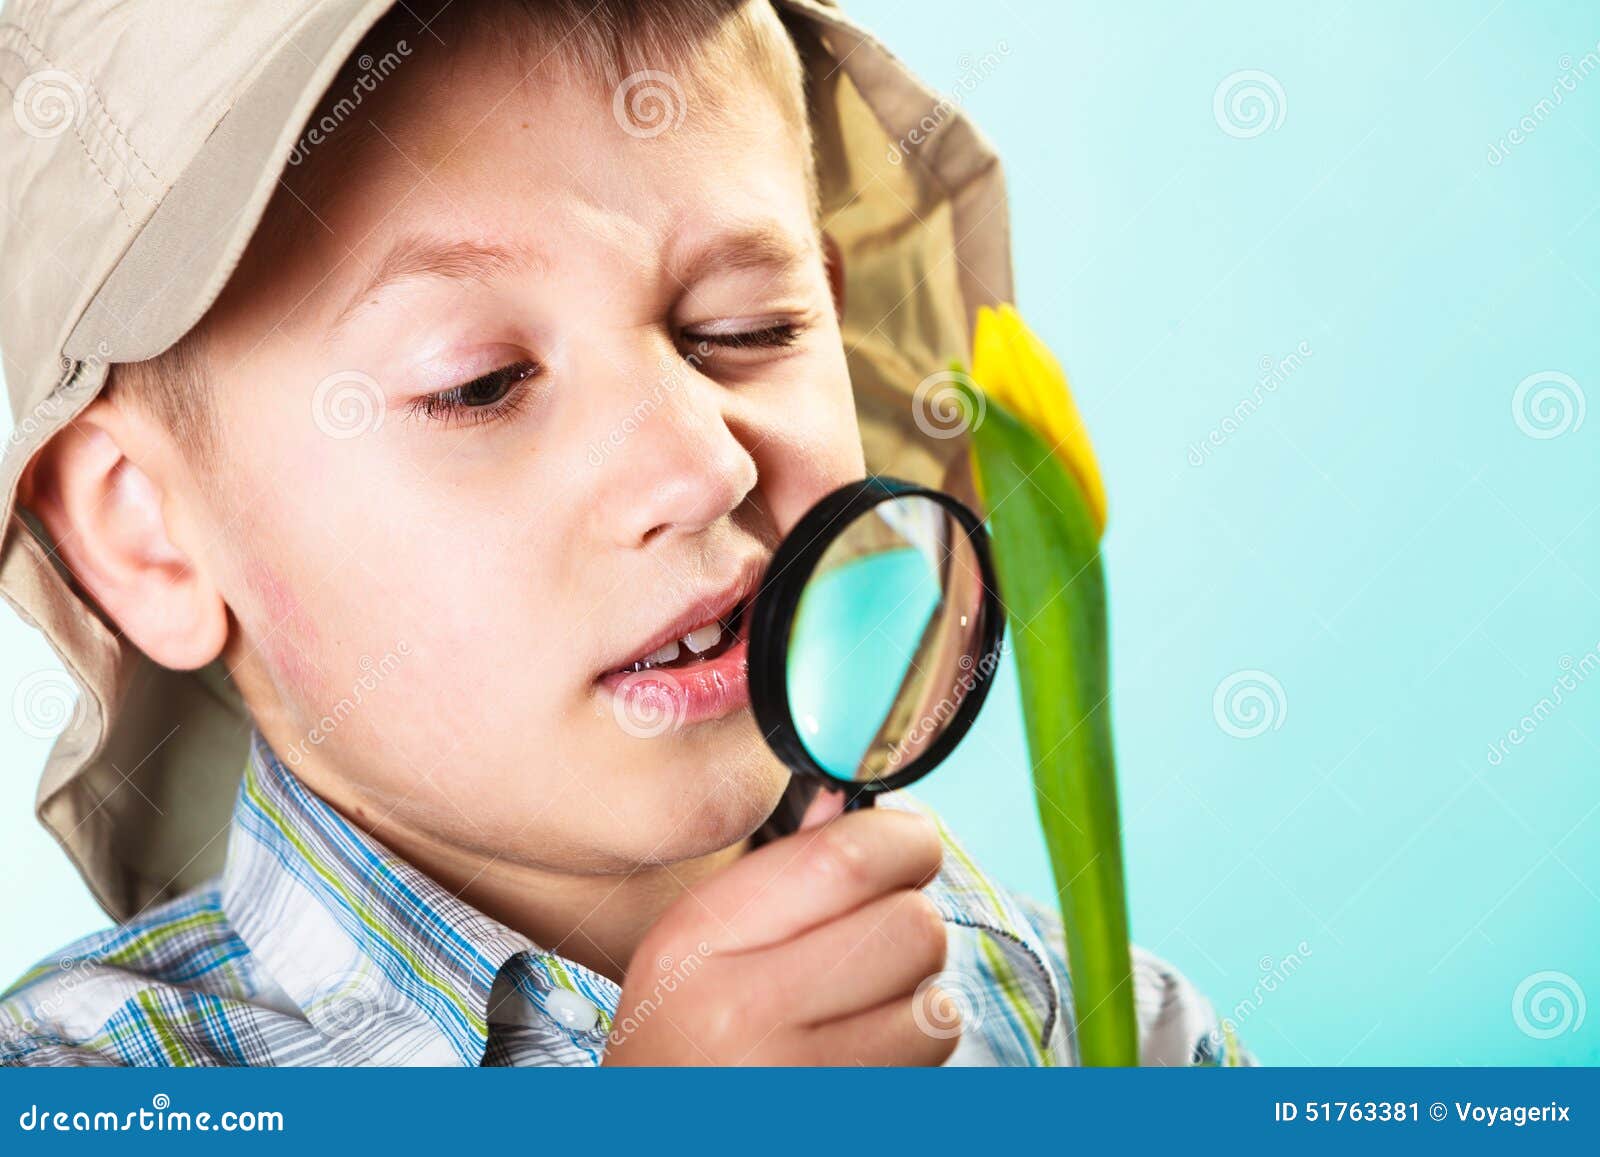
[999,305,1107,530]
[971,304,1107,532]
[972,305,1046,435]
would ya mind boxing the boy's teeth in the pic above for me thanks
[624,618,733,673]
[682,621,722,654]
[643,639,681,665]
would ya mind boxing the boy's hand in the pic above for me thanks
[602,808,955,1066]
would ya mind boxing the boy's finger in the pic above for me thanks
[662,808,942,955]
[744,887,948,1025]
[806,991,961,1067]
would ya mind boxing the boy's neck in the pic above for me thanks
[417,834,747,983]
[287,754,743,981]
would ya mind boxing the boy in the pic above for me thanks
[0,0,1241,1066]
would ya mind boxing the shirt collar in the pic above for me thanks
[221,734,622,1065]
[221,734,1062,1062]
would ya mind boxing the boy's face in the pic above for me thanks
[193,35,864,873]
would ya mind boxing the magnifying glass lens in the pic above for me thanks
[784,495,992,786]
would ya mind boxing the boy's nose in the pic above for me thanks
[592,356,757,547]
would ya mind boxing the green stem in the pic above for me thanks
[964,387,1138,1066]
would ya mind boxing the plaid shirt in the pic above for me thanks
[1,734,1245,1067]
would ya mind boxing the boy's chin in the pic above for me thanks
[618,758,791,867]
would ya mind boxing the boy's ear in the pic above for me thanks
[19,397,228,671]
[822,230,846,319]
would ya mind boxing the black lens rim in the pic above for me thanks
[748,476,1007,800]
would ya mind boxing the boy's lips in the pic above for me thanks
[599,637,751,728]
[595,557,764,728]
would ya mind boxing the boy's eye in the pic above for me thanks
[411,361,539,425]
[681,321,804,351]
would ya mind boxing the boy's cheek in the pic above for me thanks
[234,558,324,702]
[264,565,569,742]
[751,404,866,529]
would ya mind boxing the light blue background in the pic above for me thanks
[2,1,1597,1065]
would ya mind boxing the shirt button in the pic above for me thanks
[545,988,600,1033]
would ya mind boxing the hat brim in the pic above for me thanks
[65,0,399,365]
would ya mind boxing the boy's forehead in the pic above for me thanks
[230,41,811,335]
[285,19,801,220]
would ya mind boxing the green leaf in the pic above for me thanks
[961,381,1138,1066]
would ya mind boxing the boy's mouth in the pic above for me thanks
[595,559,762,729]
[600,560,761,679]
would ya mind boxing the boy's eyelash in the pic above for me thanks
[684,321,804,350]
[409,361,539,426]
[407,323,801,430]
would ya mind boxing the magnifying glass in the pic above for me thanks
[749,477,1006,820]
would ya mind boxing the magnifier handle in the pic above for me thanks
[843,792,875,813]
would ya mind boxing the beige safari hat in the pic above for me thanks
[0,0,1015,920]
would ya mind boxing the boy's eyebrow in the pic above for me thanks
[327,223,811,335]
[669,222,815,288]
[329,236,532,335]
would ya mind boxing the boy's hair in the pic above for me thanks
[108,0,816,459]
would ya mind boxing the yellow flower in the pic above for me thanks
[971,303,1107,533]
